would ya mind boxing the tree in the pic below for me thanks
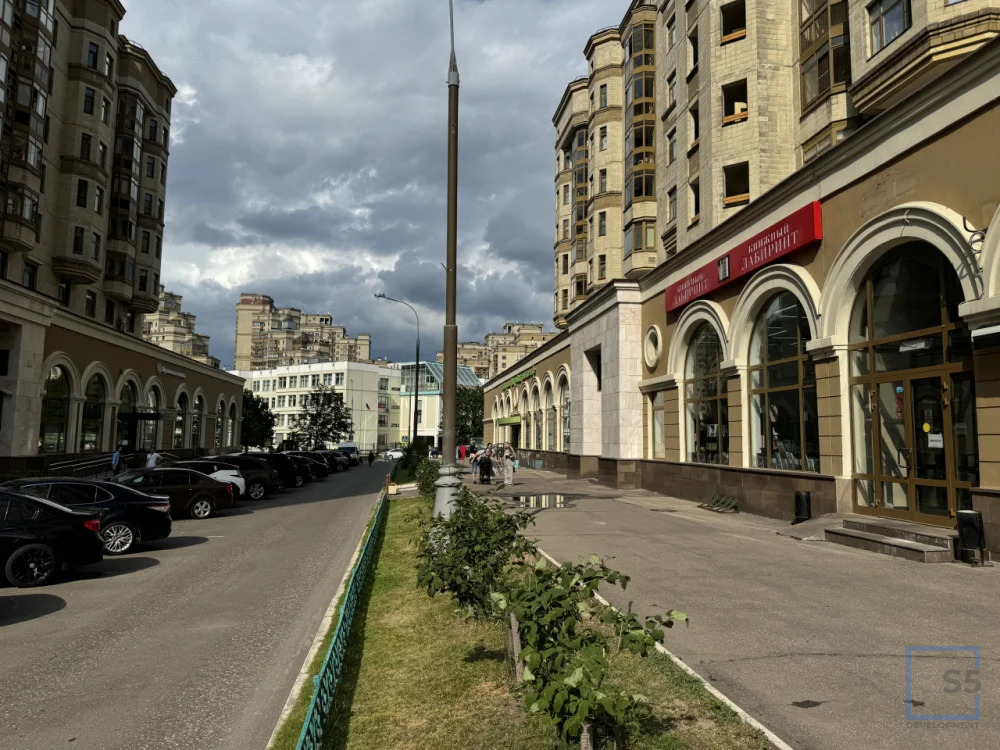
[456,385,484,443]
[240,390,276,450]
[290,385,352,449]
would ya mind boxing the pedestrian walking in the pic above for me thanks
[460,444,467,462]
[368,450,375,466]
[111,445,123,475]
[503,443,516,486]
[145,449,162,468]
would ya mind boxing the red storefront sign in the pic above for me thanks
[665,201,823,312]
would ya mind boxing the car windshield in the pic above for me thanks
[115,471,143,484]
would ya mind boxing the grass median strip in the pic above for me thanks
[321,494,769,749]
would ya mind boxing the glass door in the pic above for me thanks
[909,376,951,522]
[875,380,910,518]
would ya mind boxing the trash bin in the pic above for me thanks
[793,491,811,525]
[957,509,986,564]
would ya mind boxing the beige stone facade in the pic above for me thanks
[484,322,557,378]
[142,287,220,369]
[234,293,372,370]
[435,341,489,379]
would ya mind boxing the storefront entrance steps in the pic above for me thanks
[824,517,957,563]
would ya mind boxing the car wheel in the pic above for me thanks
[101,522,137,555]
[189,498,213,519]
[5,544,58,588]
[294,474,304,488]
[248,482,266,500]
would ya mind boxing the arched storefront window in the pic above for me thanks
[521,389,531,449]
[214,400,225,448]
[532,388,542,450]
[142,387,161,450]
[685,324,728,464]
[749,292,819,471]
[848,243,976,525]
[544,382,555,450]
[174,393,188,449]
[559,377,570,452]
[228,403,237,446]
[116,381,138,451]
[39,366,71,453]
[80,375,106,452]
[191,396,204,449]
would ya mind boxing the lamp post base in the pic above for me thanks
[433,463,461,519]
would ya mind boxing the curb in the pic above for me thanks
[266,494,380,749]
[536,548,794,750]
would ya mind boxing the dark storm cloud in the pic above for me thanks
[120,0,624,364]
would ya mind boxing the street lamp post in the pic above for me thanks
[374,293,420,448]
[435,0,462,518]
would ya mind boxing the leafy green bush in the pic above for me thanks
[416,488,535,619]
[493,556,686,742]
[415,459,440,499]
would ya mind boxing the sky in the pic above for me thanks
[119,0,626,368]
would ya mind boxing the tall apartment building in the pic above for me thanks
[434,341,490,379]
[434,322,556,378]
[0,1,245,458]
[553,0,999,328]
[234,293,372,371]
[142,286,220,369]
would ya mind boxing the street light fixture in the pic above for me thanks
[374,293,420,449]
[435,0,462,518]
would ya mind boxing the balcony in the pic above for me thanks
[624,250,657,279]
[103,278,133,303]
[51,252,101,283]
[131,286,159,314]
[1,218,39,254]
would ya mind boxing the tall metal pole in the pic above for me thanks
[373,293,420,450]
[435,0,461,518]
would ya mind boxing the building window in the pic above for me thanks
[689,177,701,224]
[688,101,700,146]
[562,219,569,240]
[73,226,84,254]
[21,262,37,290]
[667,187,677,222]
[323,373,332,386]
[723,162,750,206]
[39,367,71,453]
[599,255,606,279]
[76,179,88,207]
[335,373,344,386]
[801,0,850,108]
[562,184,569,205]
[104,299,115,325]
[94,186,104,214]
[138,269,148,292]
[288,394,296,407]
[0,249,6,280]
[146,155,155,178]
[721,0,748,42]
[148,118,158,142]
[688,27,699,72]
[157,199,164,219]
[599,126,607,151]
[101,97,110,124]
[160,163,167,185]
[598,169,607,193]
[749,292,819,471]
[83,87,95,115]
[667,128,677,163]
[623,220,657,259]
[666,71,676,108]
[98,142,107,169]
[155,236,162,258]
[869,0,909,54]
[685,323,728,464]
[649,391,667,458]
[105,52,113,77]
[143,193,153,216]
[574,275,587,299]
[87,42,99,69]
[561,289,568,310]
[561,254,569,275]
[84,291,96,317]
[91,232,101,260]
[722,79,749,124]
[80,133,92,160]
[666,16,676,51]
[141,230,150,253]
[598,211,607,237]
[58,278,71,305]
[599,84,607,108]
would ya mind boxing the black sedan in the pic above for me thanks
[2,478,172,555]
[286,451,335,476]
[317,450,350,472]
[284,454,317,484]
[236,452,298,491]
[1,490,104,587]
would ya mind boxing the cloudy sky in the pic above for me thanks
[120,0,625,368]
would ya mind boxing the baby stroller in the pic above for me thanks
[478,455,493,485]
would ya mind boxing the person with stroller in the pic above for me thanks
[478,450,493,485]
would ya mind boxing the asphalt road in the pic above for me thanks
[0,463,387,750]
[489,468,1000,750]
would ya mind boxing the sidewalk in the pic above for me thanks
[462,465,998,750]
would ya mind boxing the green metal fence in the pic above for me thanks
[296,489,389,750]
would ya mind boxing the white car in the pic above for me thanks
[171,460,247,498]
[384,448,405,460]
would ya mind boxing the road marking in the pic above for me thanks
[206,535,225,538]
[726,533,765,543]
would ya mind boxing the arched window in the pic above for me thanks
[748,292,819,471]
[214,400,226,448]
[39,366,71,453]
[228,402,237,446]
[544,382,555,450]
[142,386,161,450]
[80,375,106,452]
[848,243,976,523]
[559,377,570,452]
[685,324,728,464]
[532,388,542,450]
[174,393,188,449]
[191,396,204,448]
[116,381,138,451]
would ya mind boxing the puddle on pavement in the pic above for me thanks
[504,494,579,510]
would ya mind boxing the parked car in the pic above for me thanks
[207,454,278,498]
[337,442,361,466]
[282,452,330,478]
[289,451,338,475]
[317,450,350,472]
[279,454,313,486]
[2,478,172,555]
[114,468,234,519]
[240,452,298,491]
[1,490,104,587]
[170,460,247,498]
[384,448,405,460]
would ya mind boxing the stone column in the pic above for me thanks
[68,396,85,455]
[663,383,680,461]
[807,339,851,512]
[722,362,744,468]
[161,408,176,451]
